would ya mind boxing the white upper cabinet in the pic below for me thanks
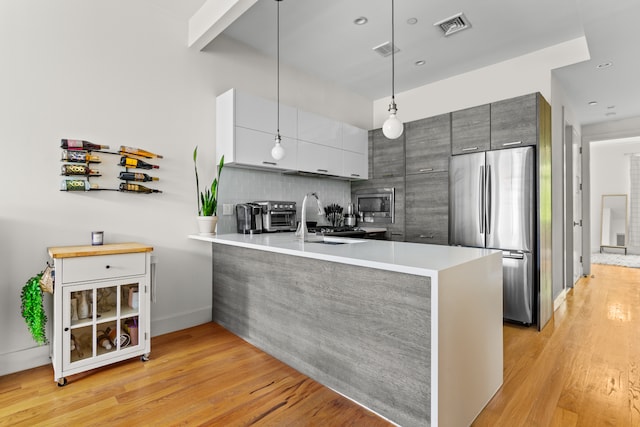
[216,88,368,179]
[234,127,298,171]
[235,90,297,139]
[342,123,368,154]
[298,141,343,176]
[298,110,342,148]
[217,88,298,170]
[342,150,368,179]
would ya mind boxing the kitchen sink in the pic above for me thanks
[306,237,367,245]
[309,241,348,245]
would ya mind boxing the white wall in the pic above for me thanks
[0,0,370,375]
[589,138,640,253]
[550,75,583,298]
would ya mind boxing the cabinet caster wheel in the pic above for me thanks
[57,378,68,387]
[141,354,150,362]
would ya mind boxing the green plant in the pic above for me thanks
[20,273,48,345]
[193,146,224,216]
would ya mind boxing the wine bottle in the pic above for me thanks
[118,171,159,182]
[119,183,162,193]
[119,146,163,159]
[61,179,99,191]
[61,139,109,150]
[120,156,159,169]
[61,150,101,163]
[61,164,100,176]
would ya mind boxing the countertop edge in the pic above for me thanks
[188,234,495,277]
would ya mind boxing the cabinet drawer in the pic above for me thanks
[61,253,146,284]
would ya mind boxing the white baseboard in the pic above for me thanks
[150,306,212,337]
[0,345,50,377]
[553,289,567,312]
[0,307,212,377]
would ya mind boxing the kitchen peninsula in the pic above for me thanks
[190,233,503,427]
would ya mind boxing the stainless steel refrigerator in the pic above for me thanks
[449,146,535,324]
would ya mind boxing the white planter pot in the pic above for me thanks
[197,216,218,235]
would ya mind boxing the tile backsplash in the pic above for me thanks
[216,167,352,234]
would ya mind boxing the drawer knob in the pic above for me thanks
[64,327,69,332]
[105,265,111,269]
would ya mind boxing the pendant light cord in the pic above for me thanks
[391,0,395,108]
[276,0,281,136]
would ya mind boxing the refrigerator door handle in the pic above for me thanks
[503,251,525,259]
[485,164,492,235]
[479,165,485,234]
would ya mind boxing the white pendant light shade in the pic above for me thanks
[383,107,404,139]
[271,134,285,160]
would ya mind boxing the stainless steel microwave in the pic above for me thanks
[355,188,395,224]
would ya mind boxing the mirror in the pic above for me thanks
[600,194,628,254]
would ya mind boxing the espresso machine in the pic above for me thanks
[236,203,263,234]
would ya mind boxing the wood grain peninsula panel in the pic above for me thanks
[212,244,431,427]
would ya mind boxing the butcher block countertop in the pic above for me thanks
[48,242,153,259]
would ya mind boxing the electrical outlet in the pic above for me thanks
[223,204,234,216]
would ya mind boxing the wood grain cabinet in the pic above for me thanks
[405,172,449,245]
[372,128,405,178]
[48,243,153,386]
[405,113,451,174]
[451,104,490,155]
[490,93,539,149]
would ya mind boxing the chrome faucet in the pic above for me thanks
[296,192,324,240]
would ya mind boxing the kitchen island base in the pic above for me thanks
[210,242,502,427]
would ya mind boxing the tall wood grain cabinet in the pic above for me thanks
[451,103,491,155]
[372,128,405,179]
[404,114,451,245]
[48,243,153,386]
[490,93,540,149]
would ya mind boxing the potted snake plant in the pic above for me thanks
[194,146,224,234]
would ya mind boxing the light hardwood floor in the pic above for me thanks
[474,263,640,427]
[0,263,637,426]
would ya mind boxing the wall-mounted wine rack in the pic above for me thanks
[60,139,163,194]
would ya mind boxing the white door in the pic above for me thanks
[573,130,584,283]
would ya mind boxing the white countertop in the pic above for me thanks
[189,232,499,277]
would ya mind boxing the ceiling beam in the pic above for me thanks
[188,0,258,51]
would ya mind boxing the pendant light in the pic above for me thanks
[382,0,404,140]
[271,0,286,160]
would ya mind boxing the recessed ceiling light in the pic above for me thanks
[588,101,598,106]
[606,112,617,116]
[597,61,613,69]
[354,17,368,25]
[407,18,418,25]
[415,60,426,66]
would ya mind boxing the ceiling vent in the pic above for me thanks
[372,41,400,58]
[434,13,471,37]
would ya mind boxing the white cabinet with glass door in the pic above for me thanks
[49,243,153,386]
